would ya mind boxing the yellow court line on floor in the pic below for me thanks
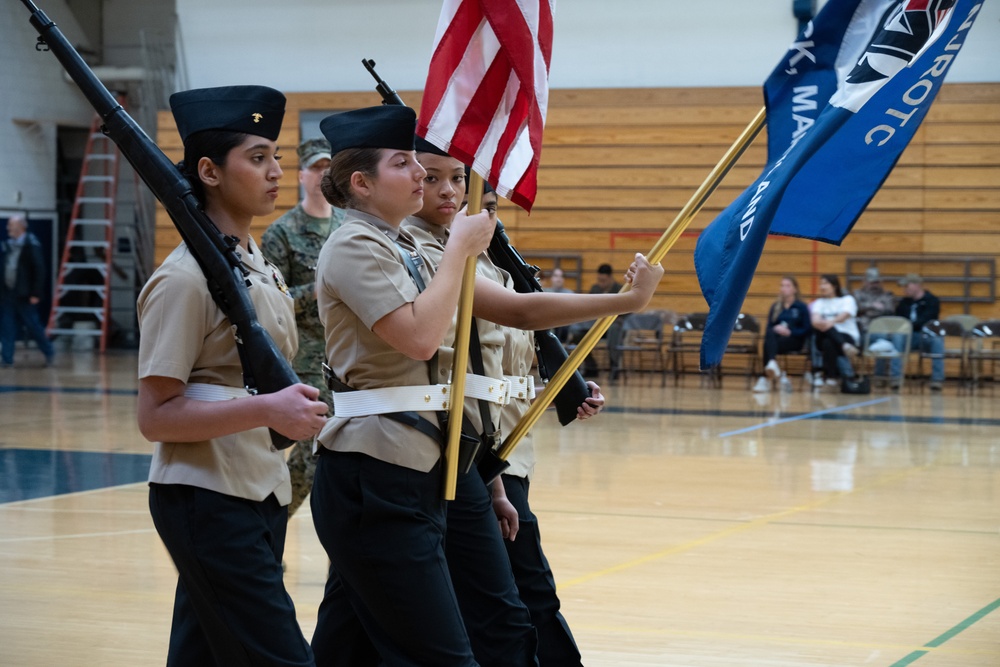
[560,466,926,589]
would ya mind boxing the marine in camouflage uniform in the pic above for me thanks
[261,138,344,518]
[852,266,896,334]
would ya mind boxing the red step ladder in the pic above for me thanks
[46,108,120,352]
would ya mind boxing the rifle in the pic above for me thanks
[362,60,592,426]
[485,222,592,427]
[20,0,299,449]
[362,59,406,107]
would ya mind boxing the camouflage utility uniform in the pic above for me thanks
[853,286,896,335]
[261,203,344,517]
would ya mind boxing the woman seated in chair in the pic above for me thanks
[753,276,811,392]
[809,274,861,388]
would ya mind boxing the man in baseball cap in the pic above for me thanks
[297,137,331,169]
[853,266,895,334]
[893,273,945,390]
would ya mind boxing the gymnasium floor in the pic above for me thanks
[1,349,998,666]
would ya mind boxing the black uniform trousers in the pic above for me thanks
[311,563,380,667]
[445,467,538,667]
[762,328,807,366]
[311,462,538,667]
[148,483,314,667]
[501,475,583,667]
[812,327,858,379]
[310,450,478,667]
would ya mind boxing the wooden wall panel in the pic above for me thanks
[154,82,1000,321]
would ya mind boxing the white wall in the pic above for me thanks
[1,0,94,212]
[103,0,176,68]
[3,1,996,215]
[176,0,1000,93]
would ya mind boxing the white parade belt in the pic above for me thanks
[504,374,535,401]
[333,373,511,418]
[184,383,249,401]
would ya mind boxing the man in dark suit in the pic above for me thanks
[1,214,55,367]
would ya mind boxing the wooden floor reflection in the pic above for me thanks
[1,352,998,666]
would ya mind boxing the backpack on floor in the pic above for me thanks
[841,376,871,395]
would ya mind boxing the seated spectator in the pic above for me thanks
[878,273,945,391]
[853,267,895,335]
[544,267,574,294]
[545,267,574,342]
[753,276,811,393]
[809,274,860,388]
[567,263,625,378]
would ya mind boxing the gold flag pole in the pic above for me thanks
[443,171,486,499]
[498,107,767,460]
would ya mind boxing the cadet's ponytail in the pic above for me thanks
[321,148,382,209]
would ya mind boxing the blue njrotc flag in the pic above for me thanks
[694,0,984,369]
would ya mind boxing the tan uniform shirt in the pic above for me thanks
[403,215,507,437]
[500,314,538,479]
[316,211,452,471]
[136,238,297,505]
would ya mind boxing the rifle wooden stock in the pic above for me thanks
[22,0,299,449]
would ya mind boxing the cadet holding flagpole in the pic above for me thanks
[309,105,662,664]
[310,105,495,666]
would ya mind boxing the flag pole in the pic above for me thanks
[497,106,767,459]
[443,171,486,500]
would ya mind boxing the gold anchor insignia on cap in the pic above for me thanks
[252,113,263,123]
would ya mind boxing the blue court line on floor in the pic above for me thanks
[0,384,138,395]
[5,383,1000,428]
[716,397,892,437]
[603,405,1000,428]
[888,596,1000,666]
[0,448,151,504]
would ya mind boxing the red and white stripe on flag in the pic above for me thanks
[417,0,554,212]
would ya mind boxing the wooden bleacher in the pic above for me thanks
[154,83,1000,321]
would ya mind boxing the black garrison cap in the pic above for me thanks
[169,85,286,142]
[319,106,416,156]
[414,135,450,157]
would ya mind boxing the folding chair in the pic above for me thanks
[969,320,1000,390]
[943,314,979,332]
[616,310,672,386]
[724,313,762,388]
[667,313,718,387]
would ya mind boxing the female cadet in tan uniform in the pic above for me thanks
[414,153,603,667]
[405,139,536,666]
[483,191,594,667]
[136,86,328,667]
[311,105,662,666]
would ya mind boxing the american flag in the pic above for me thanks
[418,0,555,212]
